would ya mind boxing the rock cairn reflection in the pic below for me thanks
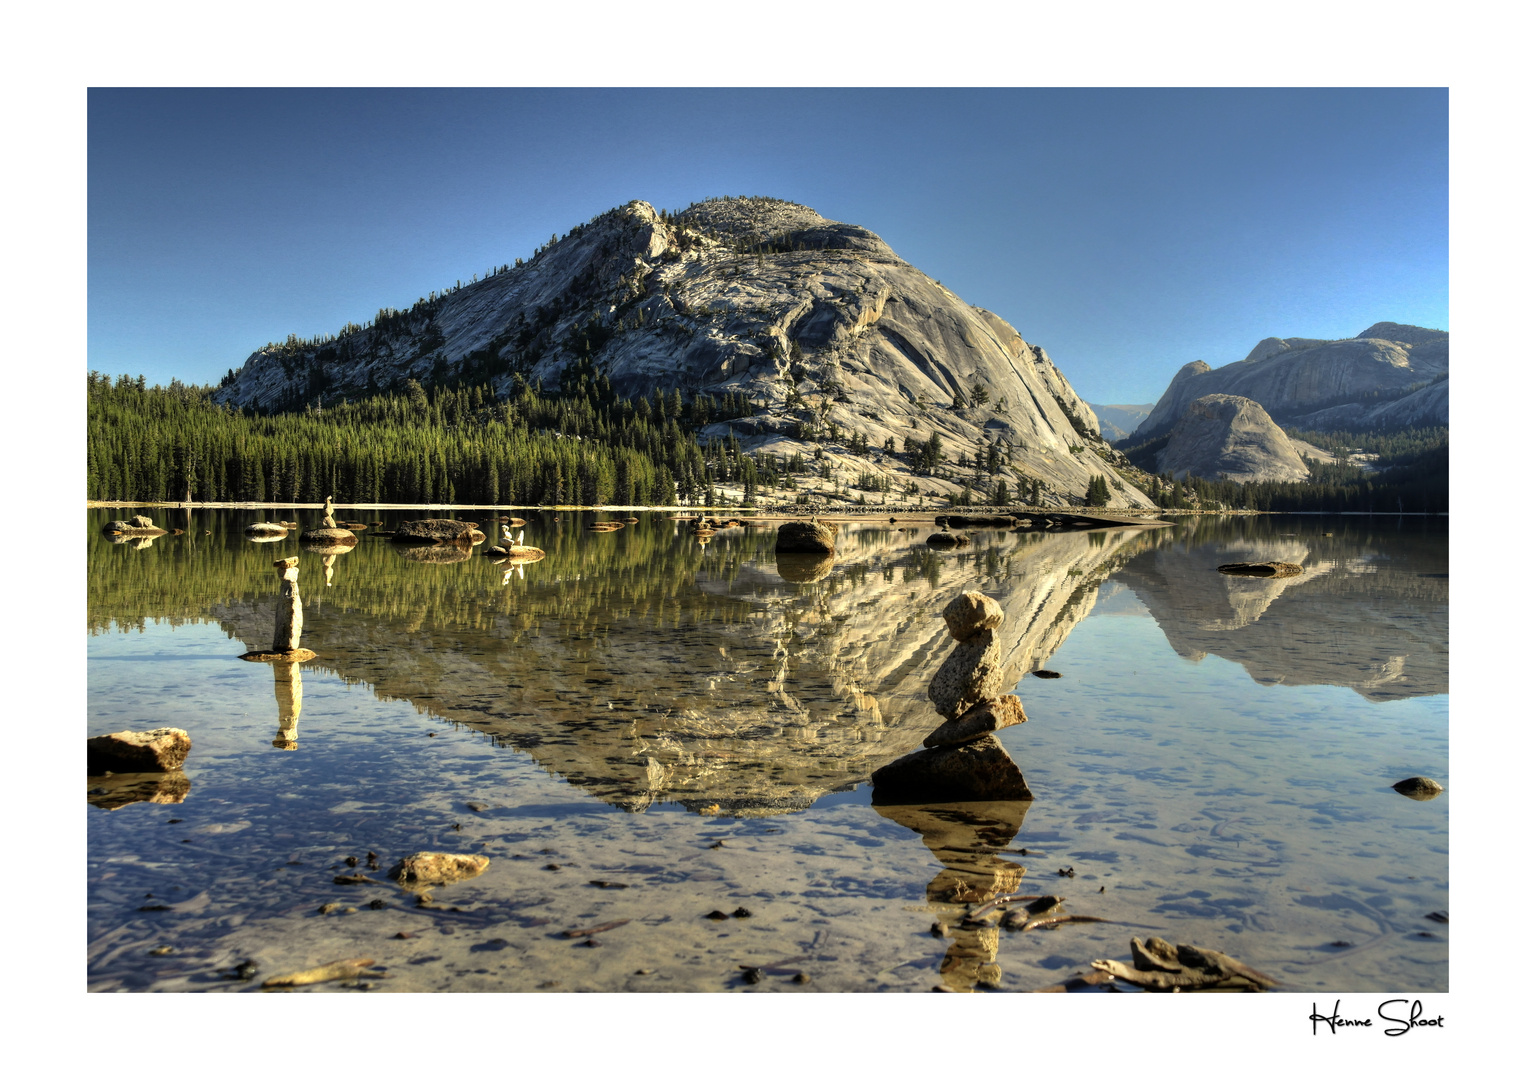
[872,590,1031,802]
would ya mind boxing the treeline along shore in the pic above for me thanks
[88,373,1448,514]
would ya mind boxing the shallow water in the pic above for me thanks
[86,509,1448,992]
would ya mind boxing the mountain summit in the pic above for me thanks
[212,197,1150,507]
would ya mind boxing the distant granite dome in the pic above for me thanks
[1156,394,1311,484]
[1132,323,1448,441]
[211,196,1151,508]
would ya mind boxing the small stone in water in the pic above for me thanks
[740,966,762,984]
[544,863,561,871]
[792,972,810,984]
[732,907,752,918]
[466,802,489,812]
[148,945,175,956]
[345,855,359,867]
[368,899,386,910]
[705,910,730,920]
[318,902,342,914]
[235,960,259,980]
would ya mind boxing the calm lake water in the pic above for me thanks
[86,509,1448,992]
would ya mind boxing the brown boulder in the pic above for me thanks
[392,519,479,543]
[928,629,1005,719]
[942,591,1004,641]
[926,532,969,548]
[776,520,836,554]
[1392,776,1444,800]
[924,696,1027,748]
[871,735,1032,803]
[87,728,191,774]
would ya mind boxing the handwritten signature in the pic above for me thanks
[1310,1000,1445,1035]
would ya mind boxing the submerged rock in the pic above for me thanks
[776,520,836,554]
[87,728,191,774]
[244,522,288,536]
[926,532,969,548]
[390,852,490,886]
[776,552,835,583]
[871,735,1032,803]
[924,695,1027,748]
[87,770,190,810]
[928,629,1005,719]
[1392,776,1444,800]
[1217,561,1302,577]
[942,591,1004,642]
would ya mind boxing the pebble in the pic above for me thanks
[317,902,342,914]
[792,972,810,984]
[705,910,730,920]
[732,907,752,918]
[369,899,387,910]
[740,966,762,984]
[148,945,175,956]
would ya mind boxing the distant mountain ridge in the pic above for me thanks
[1088,402,1155,442]
[1129,323,1448,442]
[212,197,1150,508]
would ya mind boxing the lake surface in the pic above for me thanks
[86,509,1448,992]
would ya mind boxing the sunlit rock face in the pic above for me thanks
[1133,323,1448,441]
[210,197,1150,508]
[1156,395,1311,484]
[1111,522,1447,701]
[211,522,1163,815]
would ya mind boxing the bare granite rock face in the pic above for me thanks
[87,728,192,773]
[1156,395,1311,484]
[210,197,1151,509]
[390,852,490,886]
[870,735,1031,803]
[1134,323,1448,441]
[942,591,1003,641]
[924,695,1027,748]
[928,628,1005,719]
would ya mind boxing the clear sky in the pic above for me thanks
[88,88,1447,406]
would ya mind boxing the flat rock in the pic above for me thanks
[390,852,490,886]
[871,735,1031,803]
[928,629,1005,719]
[775,520,836,554]
[300,527,358,544]
[942,591,1004,641]
[392,519,480,543]
[924,695,1026,748]
[244,522,288,535]
[87,728,191,774]
[1392,776,1444,800]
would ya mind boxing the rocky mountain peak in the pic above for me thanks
[210,195,1151,508]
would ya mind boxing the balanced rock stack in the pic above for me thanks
[872,591,1031,802]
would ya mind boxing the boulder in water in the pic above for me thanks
[776,520,836,554]
[87,728,191,773]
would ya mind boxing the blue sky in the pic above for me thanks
[88,88,1447,405]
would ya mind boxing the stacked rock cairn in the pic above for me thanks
[871,590,1031,802]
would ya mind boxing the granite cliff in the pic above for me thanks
[1131,323,1448,442]
[1155,394,1312,483]
[211,197,1150,507]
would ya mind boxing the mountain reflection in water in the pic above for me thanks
[87,512,1448,815]
[86,510,1447,993]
